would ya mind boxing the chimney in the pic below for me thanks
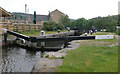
[25,4,27,14]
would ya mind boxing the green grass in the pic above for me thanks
[17,30,68,36]
[92,32,116,35]
[55,46,118,72]
[55,37,118,72]
[77,36,118,47]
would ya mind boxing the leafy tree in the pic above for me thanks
[68,15,117,32]
[43,15,118,32]
[58,15,70,27]
[33,11,36,24]
[118,14,120,26]
[70,18,88,31]
[43,21,65,31]
[87,15,117,32]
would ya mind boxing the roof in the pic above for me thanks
[30,15,49,21]
[50,9,64,15]
[12,12,49,21]
[0,7,13,17]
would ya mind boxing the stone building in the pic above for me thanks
[49,9,65,23]
[10,9,65,24]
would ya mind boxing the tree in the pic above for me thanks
[58,15,70,27]
[70,18,88,31]
[69,15,117,32]
[86,15,117,32]
[118,14,120,26]
[33,11,36,24]
[43,21,65,31]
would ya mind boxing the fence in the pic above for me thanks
[0,23,43,34]
[13,23,42,32]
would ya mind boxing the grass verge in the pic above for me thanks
[55,46,118,72]
[55,36,118,72]
[92,32,116,35]
[17,30,68,36]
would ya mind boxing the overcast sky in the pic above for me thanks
[0,0,119,19]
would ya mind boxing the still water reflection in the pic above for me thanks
[0,46,41,72]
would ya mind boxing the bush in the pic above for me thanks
[43,21,65,31]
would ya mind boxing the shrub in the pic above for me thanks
[45,54,49,58]
[43,21,65,31]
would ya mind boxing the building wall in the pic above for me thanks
[49,9,64,23]
[4,10,65,25]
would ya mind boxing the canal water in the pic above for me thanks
[0,46,42,72]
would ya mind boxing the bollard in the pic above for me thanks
[67,27,70,32]
[40,30,45,36]
[84,33,87,36]
[58,29,60,33]
[68,29,70,32]
[90,30,93,35]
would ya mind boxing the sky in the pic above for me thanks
[0,0,119,19]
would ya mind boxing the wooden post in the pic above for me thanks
[14,25,17,32]
[29,25,31,31]
[7,24,9,30]
[39,25,41,31]
[36,25,38,31]
[23,24,24,32]
[13,25,15,31]
[36,25,37,31]
[16,25,18,32]
[23,24,25,32]
[31,24,33,31]
[34,24,36,31]
[31,25,33,31]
